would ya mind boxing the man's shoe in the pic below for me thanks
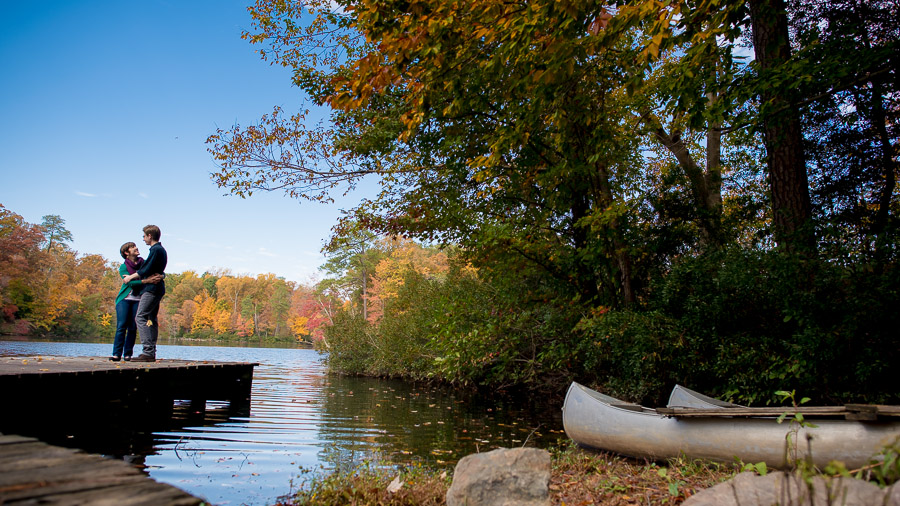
[131,355,156,363]
[109,356,121,362]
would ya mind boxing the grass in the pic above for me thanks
[275,441,741,506]
[277,460,450,506]
[548,443,738,505]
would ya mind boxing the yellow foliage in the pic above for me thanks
[289,315,310,338]
[213,308,232,334]
[191,294,217,332]
[366,238,449,323]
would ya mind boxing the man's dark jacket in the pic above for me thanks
[137,242,167,295]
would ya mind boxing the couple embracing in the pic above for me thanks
[110,225,167,362]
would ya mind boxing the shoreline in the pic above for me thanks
[275,445,742,505]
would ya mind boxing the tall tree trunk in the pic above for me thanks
[253,303,260,337]
[570,191,601,303]
[361,268,368,321]
[653,124,723,247]
[855,7,897,243]
[593,162,636,305]
[748,0,814,252]
[705,113,724,222]
[865,71,897,239]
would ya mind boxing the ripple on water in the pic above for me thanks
[0,340,564,506]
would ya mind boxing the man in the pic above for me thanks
[123,225,167,362]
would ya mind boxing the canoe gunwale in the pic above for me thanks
[656,405,899,421]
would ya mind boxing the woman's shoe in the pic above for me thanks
[109,356,121,362]
[123,355,132,362]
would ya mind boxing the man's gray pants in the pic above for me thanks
[136,289,165,357]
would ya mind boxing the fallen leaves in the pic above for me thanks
[548,447,737,506]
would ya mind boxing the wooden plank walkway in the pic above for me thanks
[0,433,205,505]
[0,355,256,403]
[0,355,257,440]
[0,354,256,380]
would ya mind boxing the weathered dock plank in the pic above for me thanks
[0,355,257,442]
[0,354,255,377]
[0,434,205,505]
[0,355,257,401]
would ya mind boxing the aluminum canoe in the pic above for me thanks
[562,382,900,469]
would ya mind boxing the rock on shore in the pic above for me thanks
[446,447,551,506]
[685,471,899,506]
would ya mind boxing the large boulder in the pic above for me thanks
[684,471,896,506]
[446,447,551,506]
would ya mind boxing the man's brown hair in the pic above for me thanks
[143,225,161,241]
[120,242,136,259]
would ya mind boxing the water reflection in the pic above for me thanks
[316,375,565,473]
[0,340,564,506]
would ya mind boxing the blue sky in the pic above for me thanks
[0,0,368,283]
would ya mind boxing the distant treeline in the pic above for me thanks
[0,204,328,343]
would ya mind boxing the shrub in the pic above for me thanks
[575,249,900,405]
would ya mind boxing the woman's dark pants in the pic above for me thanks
[112,298,139,358]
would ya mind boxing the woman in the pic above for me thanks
[110,242,162,361]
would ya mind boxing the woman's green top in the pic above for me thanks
[115,263,144,305]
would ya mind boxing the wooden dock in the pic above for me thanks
[0,433,205,505]
[0,355,257,440]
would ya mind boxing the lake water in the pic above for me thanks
[0,340,565,506]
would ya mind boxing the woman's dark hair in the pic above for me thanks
[120,242,136,259]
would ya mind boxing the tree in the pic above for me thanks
[0,205,45,325]
[211,0,656,306]
[268,278,292,337]
[0,206,44,285]
[321,225,381,319]
[202,271,221,299]
[247,273,277,336]
[202,0,898,400]
[213,300,233,334]
[235,312,255,337]
[174,299,199,335]
[747,0,813,251]
[788,0,899,259]
[365,237,448,323]
[289,315,310,341]
[168,271,204,309]
[191,292,217,333]
[615,0,895,252]
[290,281,338,344]
[40,214,73,253]
[0,205,123,337]
[217,275,254,318]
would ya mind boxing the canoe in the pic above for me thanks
[562,382,900,469]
